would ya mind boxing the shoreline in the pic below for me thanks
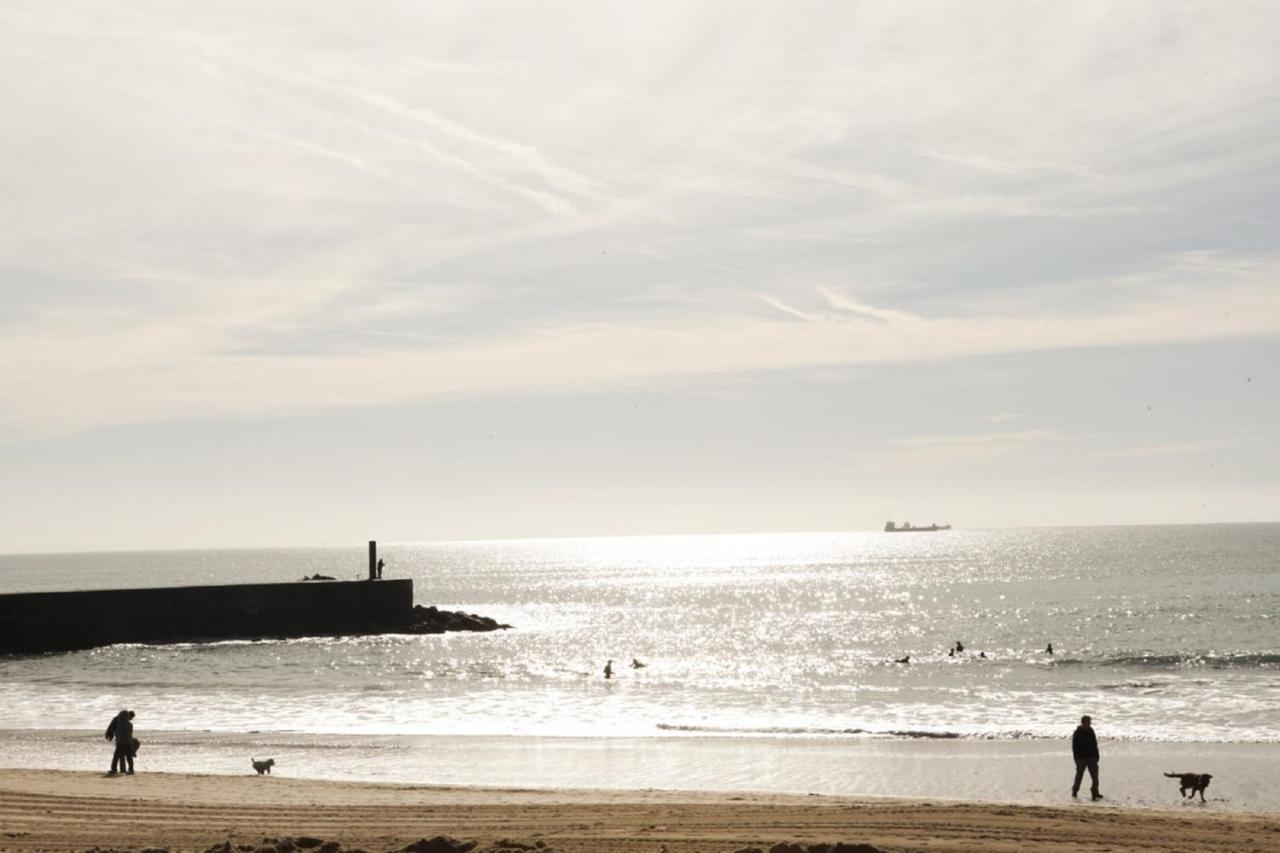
[2,768,1278,853]
[6,730,1280,813]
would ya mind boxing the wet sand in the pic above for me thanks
[1,768,1278,853]
[9,731,1280,812]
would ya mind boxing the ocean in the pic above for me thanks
[2,524,1278,809]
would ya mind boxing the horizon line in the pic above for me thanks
[3,519,1278,559]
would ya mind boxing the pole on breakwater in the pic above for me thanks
[369,540,377,581]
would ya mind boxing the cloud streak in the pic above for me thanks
[4,249,1279,439]
[853,429,1065,471]
[2,2,1279,442]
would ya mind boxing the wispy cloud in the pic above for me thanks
[756,295,822,323]
[2,2,1279,443]
[4,248,1280,438]
[1089,438,1235,460]
[854,430,1065,471]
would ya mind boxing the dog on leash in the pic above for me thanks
[1164,772,1212,801]
[251,757,275,775]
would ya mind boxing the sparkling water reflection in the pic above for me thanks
[1,525,1277,743]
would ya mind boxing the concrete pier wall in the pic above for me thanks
[0,579,414,654]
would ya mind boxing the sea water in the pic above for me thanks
[2,525,1278,808]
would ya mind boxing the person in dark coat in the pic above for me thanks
[1071,714,1102,800]
[105,709,135,775]
[105,709,125,773]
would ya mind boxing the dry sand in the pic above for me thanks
[1,769,1277,853]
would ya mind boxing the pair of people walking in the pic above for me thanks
[105,709,137,775]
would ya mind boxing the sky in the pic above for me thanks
[1,1,1278,553]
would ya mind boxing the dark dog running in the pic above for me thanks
[1164,772,1212,802]
[252,757,275,775]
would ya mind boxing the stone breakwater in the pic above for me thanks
[0,579,509,655]
[408,605,511,634]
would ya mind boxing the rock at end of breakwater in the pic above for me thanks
[406,605,512,634]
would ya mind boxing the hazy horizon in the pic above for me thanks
[5,519,1280,559]
[3,2,1278,553]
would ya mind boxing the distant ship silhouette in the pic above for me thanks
[884,520,951,532]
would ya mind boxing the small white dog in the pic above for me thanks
[251,757,275,775]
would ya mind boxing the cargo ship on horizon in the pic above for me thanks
[884,520,951,532]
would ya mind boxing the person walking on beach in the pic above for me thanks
[1071,714,1102,800]
[603,660,613,679]
[105,710,135,775]
[104,709,126,773]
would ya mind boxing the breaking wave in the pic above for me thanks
[1055,653,1280,669]
[656,723,963,739]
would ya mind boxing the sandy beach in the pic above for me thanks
[2,769,1277,853]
